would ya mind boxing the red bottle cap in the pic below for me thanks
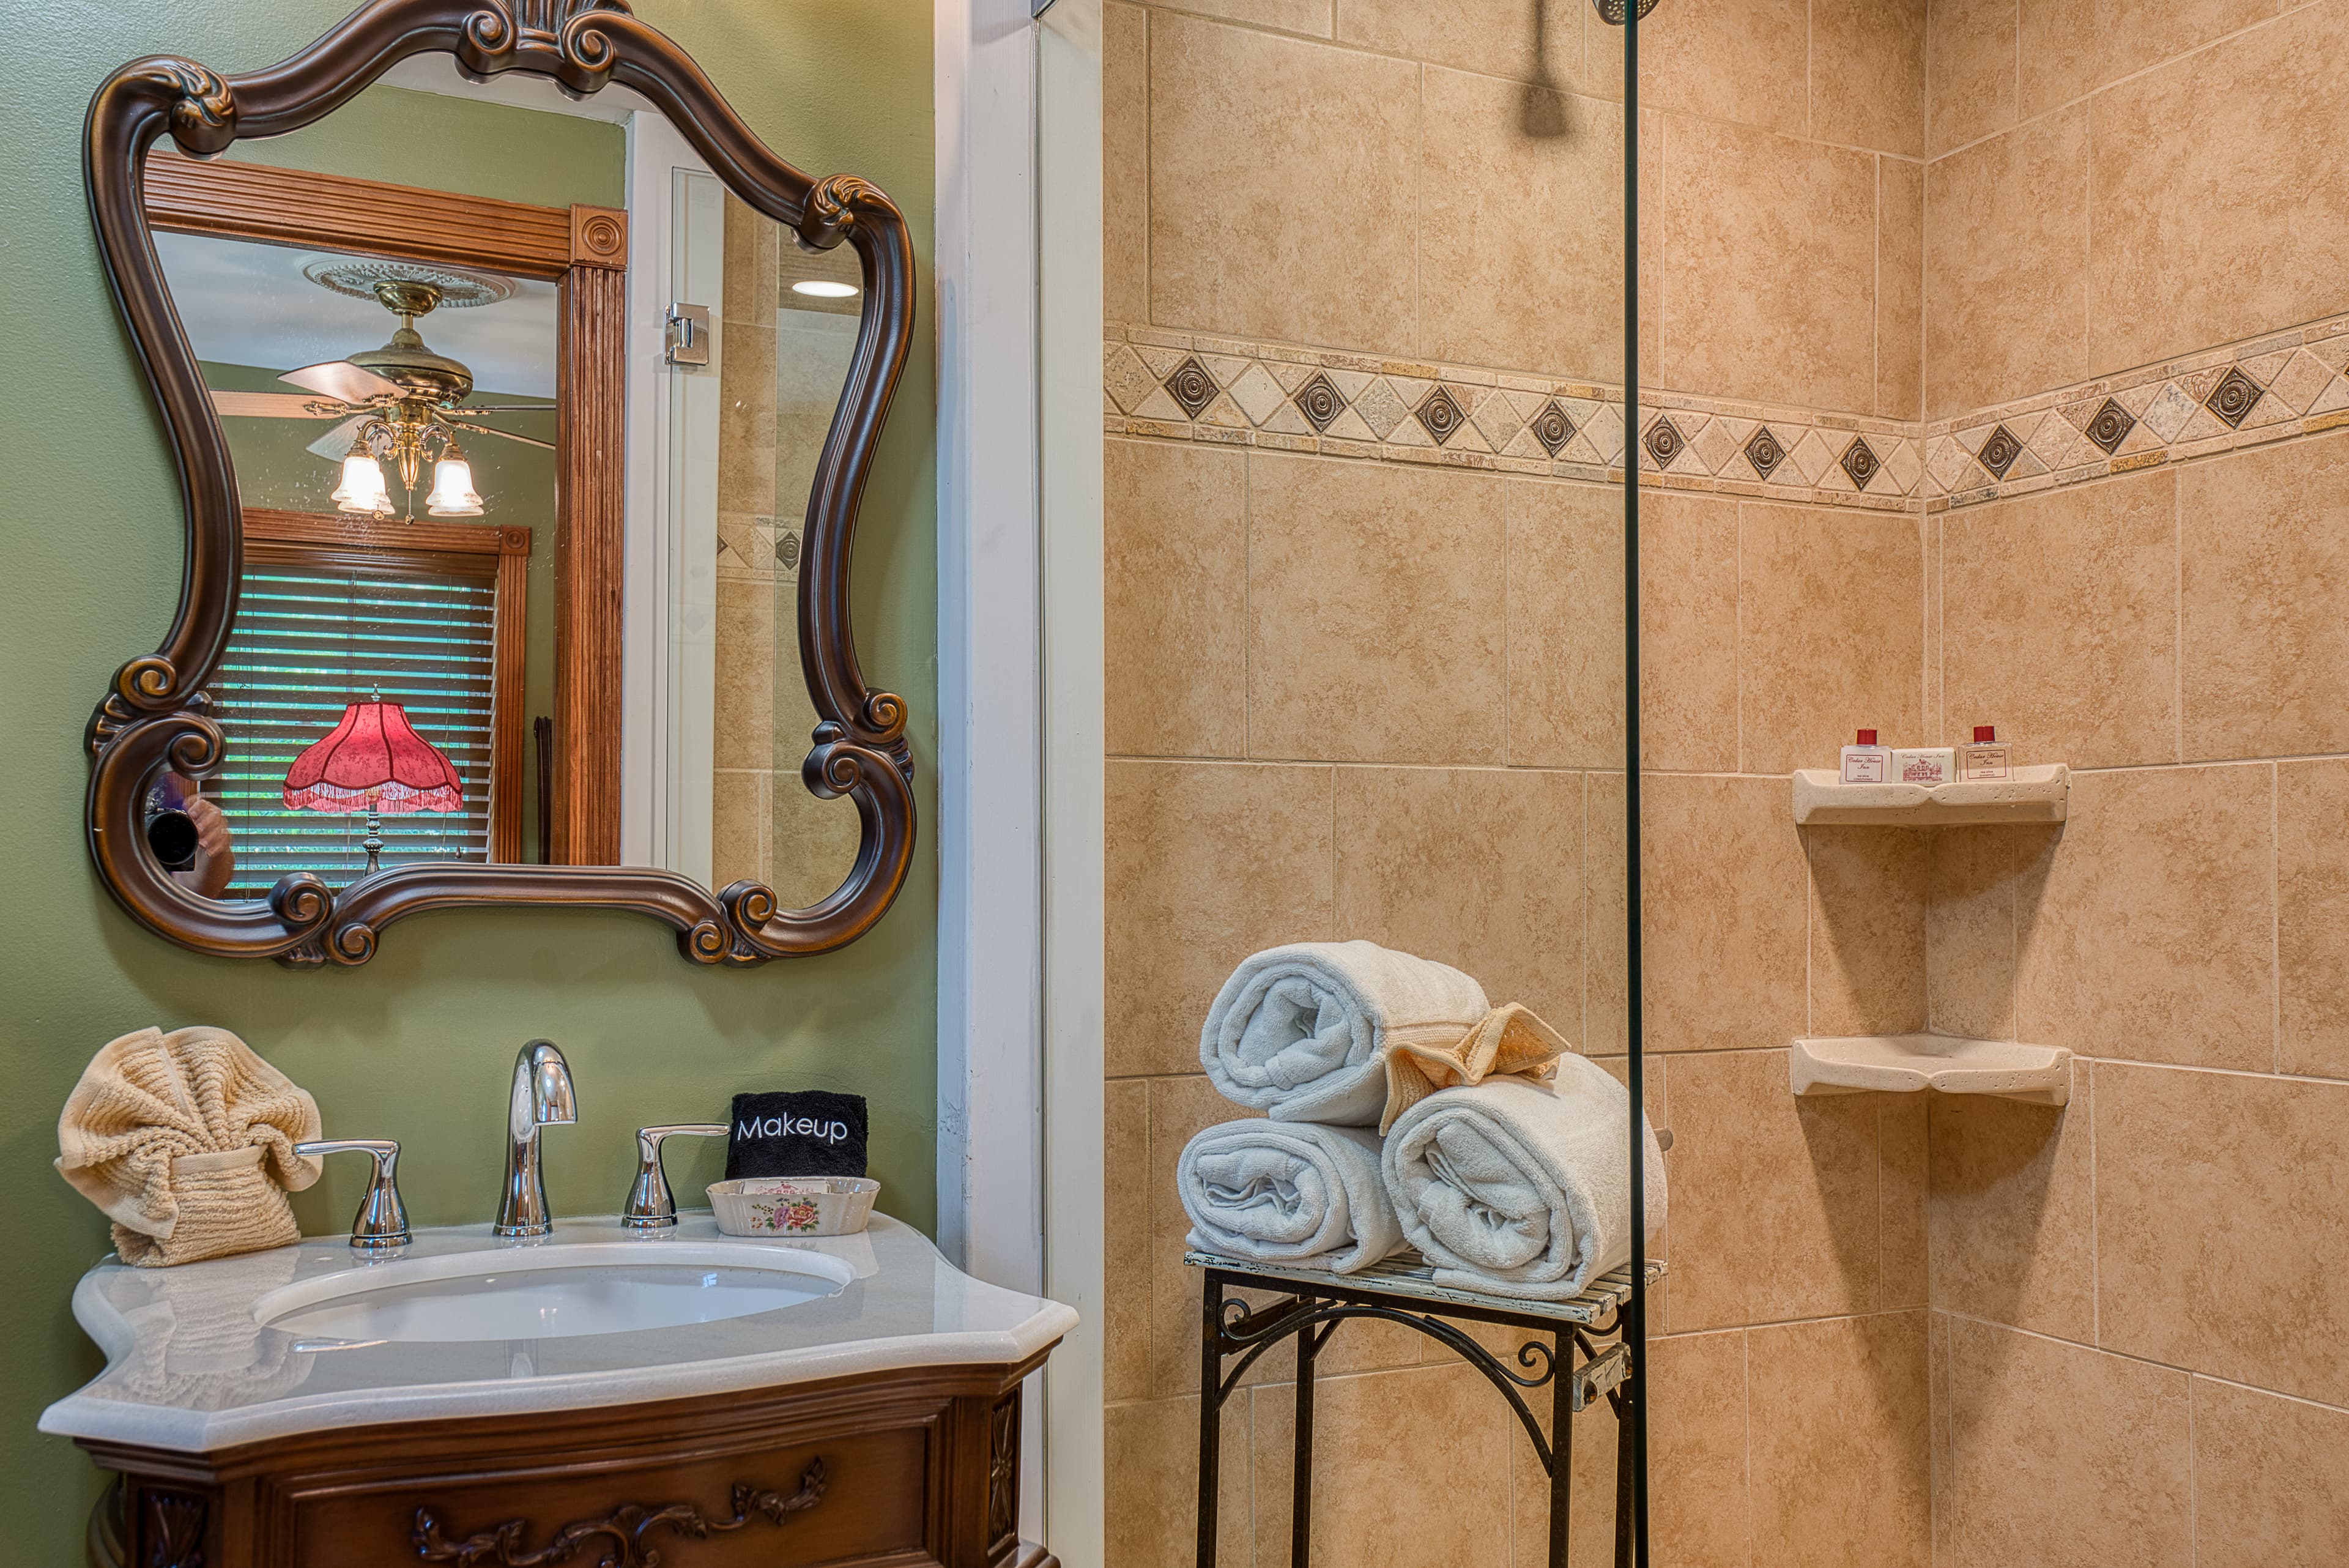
[1973,725,1997,743]
[1855,729,1877,745]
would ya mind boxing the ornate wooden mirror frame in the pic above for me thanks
[84,0,916,967]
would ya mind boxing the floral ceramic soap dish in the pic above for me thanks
[707,1176,880,1237]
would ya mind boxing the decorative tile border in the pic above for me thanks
[1108,311,2349,515]
[1928,314,2349,508]
[1103,325,1927,512]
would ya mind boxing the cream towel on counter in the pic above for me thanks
[1382,1060,1667,1301]
[1178,1119,1405,1274]
[1200,940,1490,1126]
[57,1026,323,1268]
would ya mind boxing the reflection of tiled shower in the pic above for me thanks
[710,195,859,905]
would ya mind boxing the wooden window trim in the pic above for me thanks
[240,508,532,864]
[147,154,625,862]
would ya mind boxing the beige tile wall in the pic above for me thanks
[1104,1,2349,1565]
[1913,6,2349,1564]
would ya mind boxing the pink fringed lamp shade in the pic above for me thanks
[282,699,464,814]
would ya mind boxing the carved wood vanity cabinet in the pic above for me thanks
[81,1359,1052,1568]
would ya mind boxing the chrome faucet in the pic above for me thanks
[494,1040,577,1236]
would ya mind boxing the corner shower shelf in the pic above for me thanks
[1791,764,2069,826]
[1791,1033,2072,1105]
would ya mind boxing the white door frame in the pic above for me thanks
[935,0,1105,1561]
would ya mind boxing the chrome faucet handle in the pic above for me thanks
[294,1139,411,1249]
[622,1124,730,1229]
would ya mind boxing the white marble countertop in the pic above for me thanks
[39,1213,1076,1454]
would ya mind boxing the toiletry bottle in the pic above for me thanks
[1892,745,1957,785]
[1840,729,1891,784]
[1958,725,2011,782]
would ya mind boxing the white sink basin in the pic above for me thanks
[252,1242,853,1344]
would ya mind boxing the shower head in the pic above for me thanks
[1592,0,1660,21]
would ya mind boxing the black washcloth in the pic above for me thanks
[725,1090,869,1179]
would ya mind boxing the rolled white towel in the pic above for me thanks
[1178,1119,1406,1274]
[1381,1060,1668,1301]
[1199,940,1490,1126]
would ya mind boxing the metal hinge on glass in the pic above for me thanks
[664,302,710,367]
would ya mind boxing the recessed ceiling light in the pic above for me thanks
[790,280,860,300]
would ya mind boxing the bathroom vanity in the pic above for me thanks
[42,1216,1072,1568]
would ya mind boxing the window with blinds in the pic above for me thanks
[210,546,499,894]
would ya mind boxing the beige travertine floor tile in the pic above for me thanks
[1937,1317,2191,1568]
[1106,1080,1152,1403]
[1634,0,1811,135]
[1878,1096,1929,1310]
[1923,107,2088,418]
[1925,827,2039,1041]
[1876,155,1923,420]
[1748,1313,1930,1568]
[2191,1377,2349,1568]
[1737,503,1925,776]
[1419,67,1624,385]
[2019,0,2270,121]
[1148,12,1417,355]
[1245,453,1510,765]
[2013,764,2273,1072]
[1106,760,1335,1079]
[1334,766,1584,1030]
[1646,1330,1754,1568]
[1106,438,1249,759]
[1508,489,1737,774]
[1104,1,1149,325]
[1640,774,1807,1056]
[1663,1049,1880,1331]
[1106,1393,1253,1568]
[1923,0,2014,157]
[1249,1365,1512,1568]
[1811,0,1926,157]
[2095,1062,2349,1409]
[2088,6,2349,375]
[1942,467,2178,770]
[2278,758,2349,1080]
[713,577,776,771]
[1926,1091,2093,1342]
[1806,827,1929,1037]
[2180,434,2349,762]
[1659,117,1878,413]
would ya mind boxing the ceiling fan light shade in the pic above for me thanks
[330,449,392,515]
[423,455,484,517]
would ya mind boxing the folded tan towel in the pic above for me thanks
[56,1026,323,1267]
[1378,1003,1570,1135]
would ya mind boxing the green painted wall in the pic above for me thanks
[0,4,937,1558]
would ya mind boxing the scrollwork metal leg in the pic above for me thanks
[1550,1329,1573,1568]
[1197,1271,1223,1568]
[1292,1310,1319,1568]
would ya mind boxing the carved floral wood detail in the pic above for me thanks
[411,1458,825,1566]
[81,0,917,966]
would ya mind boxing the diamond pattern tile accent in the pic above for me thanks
[1530,400,1576,458]
[1293,372,1346,433]
[1839,436,1881,491]
[2083,397,2136,455]
[1743,426,1786,480]
[1163,357,1218,419]
[1644,415,1686,468]
[2203,366,2264,429]
[1416,385,1466,445]
[1976,425,2023,478]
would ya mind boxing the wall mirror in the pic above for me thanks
[85,0,915,966]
